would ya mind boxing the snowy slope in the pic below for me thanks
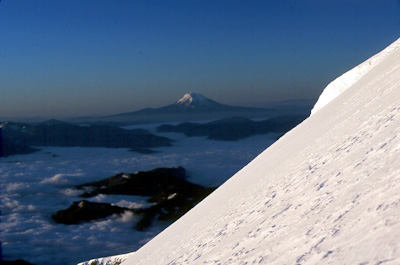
[118,38,400,265]
[311,38,400,115]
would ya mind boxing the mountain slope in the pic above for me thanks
[120,38,400,264]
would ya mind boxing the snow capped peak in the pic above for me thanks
[311,38,400,115]
[175,92,215,107]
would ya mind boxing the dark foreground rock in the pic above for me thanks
[54,167,216,230]
[52,200,128,225]
[78,166,202,198]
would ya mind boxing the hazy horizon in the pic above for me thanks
[1,0,399,118]
[0,93,317,120]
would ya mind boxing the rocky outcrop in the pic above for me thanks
[52,200,128,225]
[78,167,205,198]
[54,167,215,230]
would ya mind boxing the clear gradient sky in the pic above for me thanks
[1,0,399,118]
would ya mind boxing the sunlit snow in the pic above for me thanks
[175,92,212,106]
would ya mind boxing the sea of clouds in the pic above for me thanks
[1,127,278,265]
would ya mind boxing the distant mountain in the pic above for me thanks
[81,93,273,125]
[157,115,306,141]
[117,92,269,115]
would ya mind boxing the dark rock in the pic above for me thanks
[78,167,197,198]
[75,167,216,230]
[52,200,128,225]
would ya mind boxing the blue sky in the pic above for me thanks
[0,0,399,118]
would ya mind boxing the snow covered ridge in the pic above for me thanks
[110,38,400,264]
[311,38,400,115]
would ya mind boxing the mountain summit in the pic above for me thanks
[169,92,228,111]
[175,92,218,108]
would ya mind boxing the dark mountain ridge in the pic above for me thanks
[0,120,171,157]
[157,115,307,141]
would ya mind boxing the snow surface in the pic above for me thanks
[120,38,400,264]
[311,38,400,115]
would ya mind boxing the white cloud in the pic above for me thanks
[60,188,84,197]
[41,173,84,186]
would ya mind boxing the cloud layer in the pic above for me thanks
[1,130,277,265]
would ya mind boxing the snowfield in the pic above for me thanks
[119,38,400,264]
